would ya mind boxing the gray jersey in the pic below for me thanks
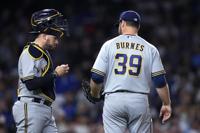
[92,35,165,94]
[18,43,55,102]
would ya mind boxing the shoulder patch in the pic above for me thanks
[28,45,43,60]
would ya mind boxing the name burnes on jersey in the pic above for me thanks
[116,42,144,52]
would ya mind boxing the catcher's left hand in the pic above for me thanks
[82,80,104,104]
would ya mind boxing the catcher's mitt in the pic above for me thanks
[82,80,104,104]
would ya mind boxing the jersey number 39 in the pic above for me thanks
[114,53,142,76]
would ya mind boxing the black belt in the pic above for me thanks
[18,97,52,107]
[106,90,148,95]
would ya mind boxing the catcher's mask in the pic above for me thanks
[30,9,69,38]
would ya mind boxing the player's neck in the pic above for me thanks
[33,37,46,49]
[122,27,138,36]
[122,31,138,36]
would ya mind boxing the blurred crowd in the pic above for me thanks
[0,0,200,133]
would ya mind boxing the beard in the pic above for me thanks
[44,43,56,50]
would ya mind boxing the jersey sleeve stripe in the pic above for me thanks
[91,68,105,76]
[151,70,166,77]
[21,75,35,82]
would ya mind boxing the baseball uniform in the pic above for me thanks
[12,9,69,133]
[12,43,57,133]
[91,34,165,133]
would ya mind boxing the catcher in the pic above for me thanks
[12,9,70,133]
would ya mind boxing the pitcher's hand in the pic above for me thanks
[160,104,172,124]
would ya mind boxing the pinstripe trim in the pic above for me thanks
[27,45,43,60]
[23,45,29,50]
[91,68,105,76]
[91,70,104,76]
[151,70,166,77]
[150,118,153,133]
[24,103,28,133]
[21,75,35,82]
[32,45,50,76]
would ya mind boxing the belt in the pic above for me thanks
[106,90,148,95]
[18,97,52,107]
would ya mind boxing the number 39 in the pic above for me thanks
[114,53,142,76]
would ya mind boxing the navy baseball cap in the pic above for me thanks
[116,10,141,27]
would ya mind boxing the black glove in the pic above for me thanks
[82,80,104,104]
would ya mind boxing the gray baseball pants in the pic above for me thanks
[12,97,58,133]
[103,92,153,133]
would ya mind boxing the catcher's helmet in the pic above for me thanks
[30,9,69,38]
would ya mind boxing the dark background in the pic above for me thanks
[0,0,199,132]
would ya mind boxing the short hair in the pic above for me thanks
[125,21,140,28]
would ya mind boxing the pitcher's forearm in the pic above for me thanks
[156,84,171,105]
[90,79,102,98]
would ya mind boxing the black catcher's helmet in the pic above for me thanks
[30,9,69,38]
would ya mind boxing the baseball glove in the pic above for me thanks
[82,80,104,104]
